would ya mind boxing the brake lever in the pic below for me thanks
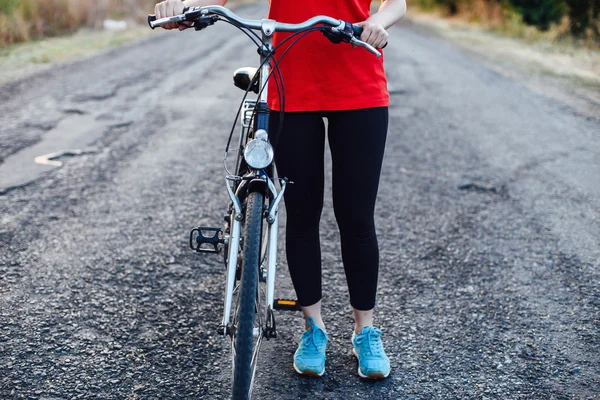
[350,37,382,57]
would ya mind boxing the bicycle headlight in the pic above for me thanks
[244,130,274,169]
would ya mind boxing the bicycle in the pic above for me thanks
[148,6,382,399]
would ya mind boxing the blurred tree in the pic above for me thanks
[567,0,600,36]
[509,0,568,30]
[0,0,20,14]
[439,0,460,14]
[414,0,599,43]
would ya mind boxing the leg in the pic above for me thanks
[270,111,329,377]
[328,107,391,379]
[269,111,326,329]
[326,107,388,330]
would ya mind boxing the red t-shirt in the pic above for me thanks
[267,0,389,112]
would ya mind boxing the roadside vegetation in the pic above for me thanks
[413,0,600,48]
[0,0,156,46]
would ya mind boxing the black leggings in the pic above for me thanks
[269,107,388,311]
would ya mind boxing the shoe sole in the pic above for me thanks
[352,348,390,380]
[293,361,325,377]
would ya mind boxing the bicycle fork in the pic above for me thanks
[213,177,288,338]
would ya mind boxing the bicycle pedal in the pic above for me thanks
[190,227,223,254]
[273,298,302,311]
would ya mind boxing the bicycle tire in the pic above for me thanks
[231,191,263,400]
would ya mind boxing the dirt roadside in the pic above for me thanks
[0,26,155,86]
[405,11,600,119]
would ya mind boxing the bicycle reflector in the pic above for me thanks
[244,129,274,169]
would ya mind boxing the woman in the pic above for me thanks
[155,0,406,379]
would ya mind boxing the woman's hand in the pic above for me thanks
[354,21,389,49]
[155,0,187,30]
[354,0,406,48]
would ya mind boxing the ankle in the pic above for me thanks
[306,316,326,332]
[352,307,374,334]
[354,324,372,335]
[301,300,325,332]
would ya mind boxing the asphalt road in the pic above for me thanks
[1,4,599,399]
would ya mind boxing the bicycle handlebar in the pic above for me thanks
[148,6,383,57]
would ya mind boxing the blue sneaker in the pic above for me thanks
[352,326,391,379]
[293,317,328,377]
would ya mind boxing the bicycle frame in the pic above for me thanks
[220,25,284,339]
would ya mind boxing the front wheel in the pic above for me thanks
[231,191,263,400]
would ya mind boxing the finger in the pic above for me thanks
[370,27,383,48]
[178,21,192,31]
[353,21,367,40]
[165,1,178,30]
[375,31,388,49]
[169,0,178,18]
[173,0,185,14]
[156,2,171,30]
[361,26,374,46]
[381,32,390,48]
[165,1,179,29]
[169,1,185,31]
[179,21,193,31]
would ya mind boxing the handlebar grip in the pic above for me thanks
[148,14,157,29]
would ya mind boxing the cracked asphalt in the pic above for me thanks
[1,4,599,399]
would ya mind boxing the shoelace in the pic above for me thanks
[301,328,327,356]
[355,328,383,356]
